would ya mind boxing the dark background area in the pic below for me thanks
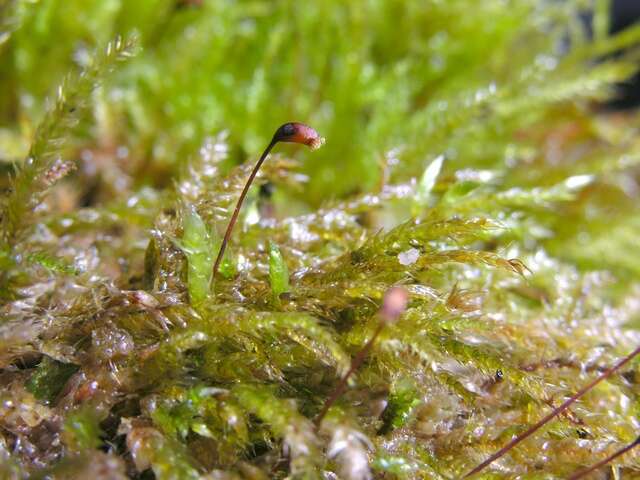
[610,0,640,107]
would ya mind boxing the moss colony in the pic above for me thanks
[1,1,640,479]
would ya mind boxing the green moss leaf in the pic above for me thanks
[143,238,159,290]
[26,250,78,275]
[63,406,103,451]
[26,357,79,404]
[414,154,445,210]
[179,206,214,305]
[268,241,290,298]
[380,382,421,433]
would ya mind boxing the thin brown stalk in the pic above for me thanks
[314,287,408,428]
[568,436,640,480]
[463,344,640,478]
[314,323,385,428]
[212,139,276,278]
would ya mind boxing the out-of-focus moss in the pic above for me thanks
[62,407,103,452]
[25,357,79,404]
[1,35,137,250]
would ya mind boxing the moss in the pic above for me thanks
[379,380,421,433]
[176,205,215,306]
[25,357,79,404]
[62,407,103,452]
[1,1,640,478]
[268,241,290,299]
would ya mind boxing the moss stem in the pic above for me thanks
[212,138,276,280]
[314,323,385,428]
[314,287,408,428]
[463,344,640,478]
[568,435,640,480]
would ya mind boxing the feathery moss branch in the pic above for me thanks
[1,34,137,248]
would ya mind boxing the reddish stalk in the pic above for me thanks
[314,322,385,428]
[314,287,408,428]
[463,344,640,478]
[211,122,324,281]
[568,435,640,480]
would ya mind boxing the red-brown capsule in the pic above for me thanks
[274,122,325,150]
[379,287,409,323]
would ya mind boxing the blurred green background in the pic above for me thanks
[1,0,611,204]
[2,0,640,279]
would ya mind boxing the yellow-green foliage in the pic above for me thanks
[268,241,290,298]
[177,206,214,306]
[0,1,640,479]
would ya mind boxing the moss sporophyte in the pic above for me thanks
[212,122,325,282]
[315,287,409,428]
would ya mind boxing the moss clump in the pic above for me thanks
[1,1,640,478]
